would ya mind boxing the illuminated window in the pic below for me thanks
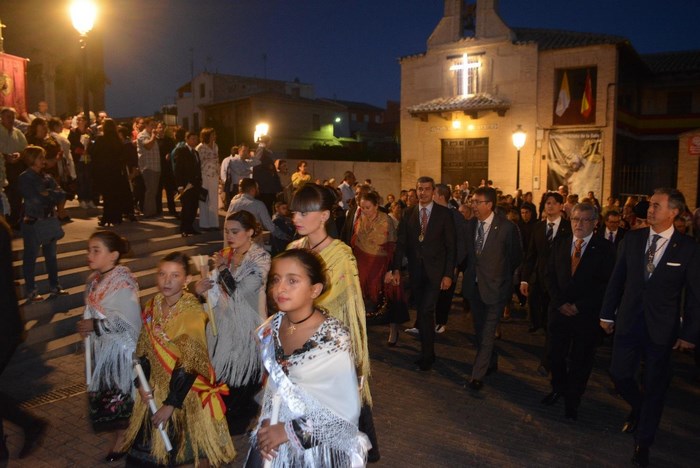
[449,53,481,97]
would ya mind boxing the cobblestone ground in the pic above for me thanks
[2,302,699,467]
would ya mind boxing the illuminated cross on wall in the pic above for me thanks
[449,53,481,96]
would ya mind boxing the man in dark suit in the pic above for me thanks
[600,188,700,467]
[341,184,370,246]
[595,210,625,249]
[251,135,282,215]
[520,192,571,374]
[390,176,456,371]
[462,187,523,390]
[174,132,202,236]
[542,203,615,420]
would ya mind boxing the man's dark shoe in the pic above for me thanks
[622,412,638,433]
[1,436,9,460]
[19,419,47,458]
[486,361,498,376]
[565,406,578,421]
[467,379,483,391]
[631,444,649,467]
[536,365,549,377]
[541,391,562,406]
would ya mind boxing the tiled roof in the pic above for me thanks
[407,94,510,115]
[512,27,628,51]
[641,50,700,74]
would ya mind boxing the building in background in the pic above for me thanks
[401,0,700,208]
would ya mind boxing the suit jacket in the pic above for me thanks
[392,203,456,284]
[174,145,202,189]
[521,218,572,289]
[462,212,523,305]
[340,202,359,246]
[594,227,626,249]
[600,227,700,346]
[547,233,615,322]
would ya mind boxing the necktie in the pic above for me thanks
[645,234,660,280]
[608,231,614,242]
[546,222,555,243]
[571,239,584,275]
[475,221,485,254]
[419,207,428,242]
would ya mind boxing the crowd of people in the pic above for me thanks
[2,101,700,467]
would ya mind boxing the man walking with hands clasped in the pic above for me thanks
[600,188,700,467]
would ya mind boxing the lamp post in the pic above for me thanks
[70,0,97,126]
[512,125,526,190]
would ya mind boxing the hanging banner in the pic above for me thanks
[0,52,28,115]
[547,130,603,197]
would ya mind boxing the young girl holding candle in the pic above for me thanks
[76,231,140,462]
[246,249,370,467]
[122,252,235,467]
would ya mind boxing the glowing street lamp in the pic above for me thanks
[254,122,269,143]
[512,125,526,190]
[70,0,97,125]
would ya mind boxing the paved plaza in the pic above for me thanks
[2,301,700,467]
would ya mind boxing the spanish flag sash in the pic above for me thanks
[142,300,229,421]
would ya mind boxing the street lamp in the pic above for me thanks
[254,122,269,143]
[70,0,97,126]
[512,124,526,190]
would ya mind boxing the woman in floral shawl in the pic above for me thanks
[76,231,140,462]
[350,191,397,314]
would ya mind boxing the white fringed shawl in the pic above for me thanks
[249,313,370,467]
[83,265,141,394]
[206,242,270,386]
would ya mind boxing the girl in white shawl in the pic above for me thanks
[246,249,370,467]
[76,231,141,462]
[196,210,271,432]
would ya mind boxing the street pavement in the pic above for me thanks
[3,302,700,467]
[3,208,700,466]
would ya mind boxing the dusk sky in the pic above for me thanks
[100,0,700,117]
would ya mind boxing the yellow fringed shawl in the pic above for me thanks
[122,293,235,466]
[288,238,372,405]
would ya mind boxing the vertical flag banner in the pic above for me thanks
[0,53,28,115]
[581,70,593,118]
[555,72,571,117]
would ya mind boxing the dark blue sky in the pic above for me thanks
[102,0,700,117]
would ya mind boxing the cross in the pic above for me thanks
[450,53,481,96]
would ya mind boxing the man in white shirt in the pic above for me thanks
[542,203,615,420]
[136,118,160,217]
[337,171,356,211]
[600,188,700,467]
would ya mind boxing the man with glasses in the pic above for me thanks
[462,187,522,391]
[541,203,615,420]
[596,210,625,250]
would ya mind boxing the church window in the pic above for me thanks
[449,53,481,97]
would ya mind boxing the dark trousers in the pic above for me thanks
[468,285,503,380]
[548,312,599,409]
[258,193,276,216]
[409,264,441,363]
[132,174,145,213]
[610,317,672,447]
[529,282,549,330]
[76,160,93,202]
[1,338,37,439]
[179,188,199,234]
[435,280,457,326]
[156,172,177,216]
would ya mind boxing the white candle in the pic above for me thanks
[133,360,173,452]
[84,336,92,386]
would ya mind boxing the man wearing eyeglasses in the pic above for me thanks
[462,187,522,391]
[542,203,615,421]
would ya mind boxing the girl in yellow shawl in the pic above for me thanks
[122,252,235,467]
[286,183,380,462]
